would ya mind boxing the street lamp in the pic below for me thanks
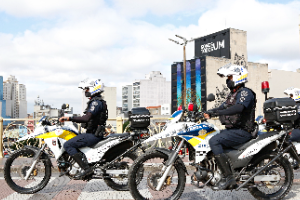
[169,35,194,108]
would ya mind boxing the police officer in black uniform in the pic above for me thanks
[59,78,108,179]
[204,64,256,190]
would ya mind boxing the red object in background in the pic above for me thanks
[261,81,270,93]
[186,148,189,155]
[178,105,182,110]
[188,103,194,111]
[179,150,183,155]
[262,118,267,124]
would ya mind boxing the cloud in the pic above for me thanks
[111,0,214,18]
[0,0,299,114]
[196,0,300,62]
[0,0,106,18]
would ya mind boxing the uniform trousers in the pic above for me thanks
[209,128,253,155]
[289,129,300,142]
[64,133,103,156]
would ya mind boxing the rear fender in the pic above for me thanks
[154,147,188,175]
[238,133,283,159]
[102,140,134,162]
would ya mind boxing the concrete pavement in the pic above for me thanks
[2,157,300,199]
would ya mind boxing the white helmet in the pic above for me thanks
[78,78,104,96]
[284,87,300,102]
[217,63,248,87]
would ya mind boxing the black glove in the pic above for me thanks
[205,110,219,118]
[95,125,105,138]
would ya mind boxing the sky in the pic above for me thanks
[0,0,299,115]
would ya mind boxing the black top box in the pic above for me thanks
[263,98,298,125]
[128,107,151,128]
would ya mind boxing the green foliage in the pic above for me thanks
[11,138,39,150]
[123,120,130,132]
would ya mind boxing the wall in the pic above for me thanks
[268,69,300,99]
[205,56,268,117]
[103,87,117,119]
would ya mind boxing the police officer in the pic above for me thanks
[284,87,300,142]
[204,64,256,190]
[59,78,108,179]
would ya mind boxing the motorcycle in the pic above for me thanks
[4,116,150,194]
[128,95,299,200]
[256,115,300,170]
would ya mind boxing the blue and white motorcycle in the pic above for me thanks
[128,95,298,200]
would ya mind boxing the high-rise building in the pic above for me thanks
[122,85,132,112]
[122,71,171,111]
[0,76,8,119]
[3,75,27,118]
[102,87,117,119]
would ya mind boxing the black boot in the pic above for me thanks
[71,153,93,179]
[213,153,236,190]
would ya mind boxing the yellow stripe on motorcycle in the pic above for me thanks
[59,130,77,140]
[188,138,202,147]
[36,131,57,139]
[35,130,77,140]
[197,131,215,140]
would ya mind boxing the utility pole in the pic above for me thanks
[169,35,194,108]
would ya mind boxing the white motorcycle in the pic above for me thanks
[128,95,298,200]
[4,116,149,194]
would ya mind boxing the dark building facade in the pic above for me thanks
[194,29,231,59]
[171,29,232,114]
[171,57,207,113]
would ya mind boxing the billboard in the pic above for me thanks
[194,29,230,59]
[171,57,207,113]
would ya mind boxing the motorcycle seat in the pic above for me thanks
[105,132,130,138]
[231,131,278,150]
[90,132,131,149]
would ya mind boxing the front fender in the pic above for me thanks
[24,146,53,168]
[154,147,188,175]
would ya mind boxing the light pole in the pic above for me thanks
[169,35,194,108]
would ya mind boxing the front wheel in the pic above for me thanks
[248,153,293,200]
[128,150,186,200]
[4,148,52,194]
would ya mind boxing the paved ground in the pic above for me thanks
[1,158,300,200]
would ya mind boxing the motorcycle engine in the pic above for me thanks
[69,163,81,176]
[207,170,222,185]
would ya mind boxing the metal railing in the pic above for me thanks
[0,116,170,158]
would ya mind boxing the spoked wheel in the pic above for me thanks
[104,152,138,191]
[248,153,293,200]
[4,148,52,194]
[128,150,186,200]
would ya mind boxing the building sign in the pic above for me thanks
[195,28,230,59]
[201,40,225,54]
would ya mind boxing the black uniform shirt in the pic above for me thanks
[87,99,103,116]
[236,88,255,109]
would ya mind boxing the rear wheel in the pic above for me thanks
[104,151,138,191]
[4,148,52,194]
[248,153,293,200]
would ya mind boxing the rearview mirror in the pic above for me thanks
[207,93,215,102]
